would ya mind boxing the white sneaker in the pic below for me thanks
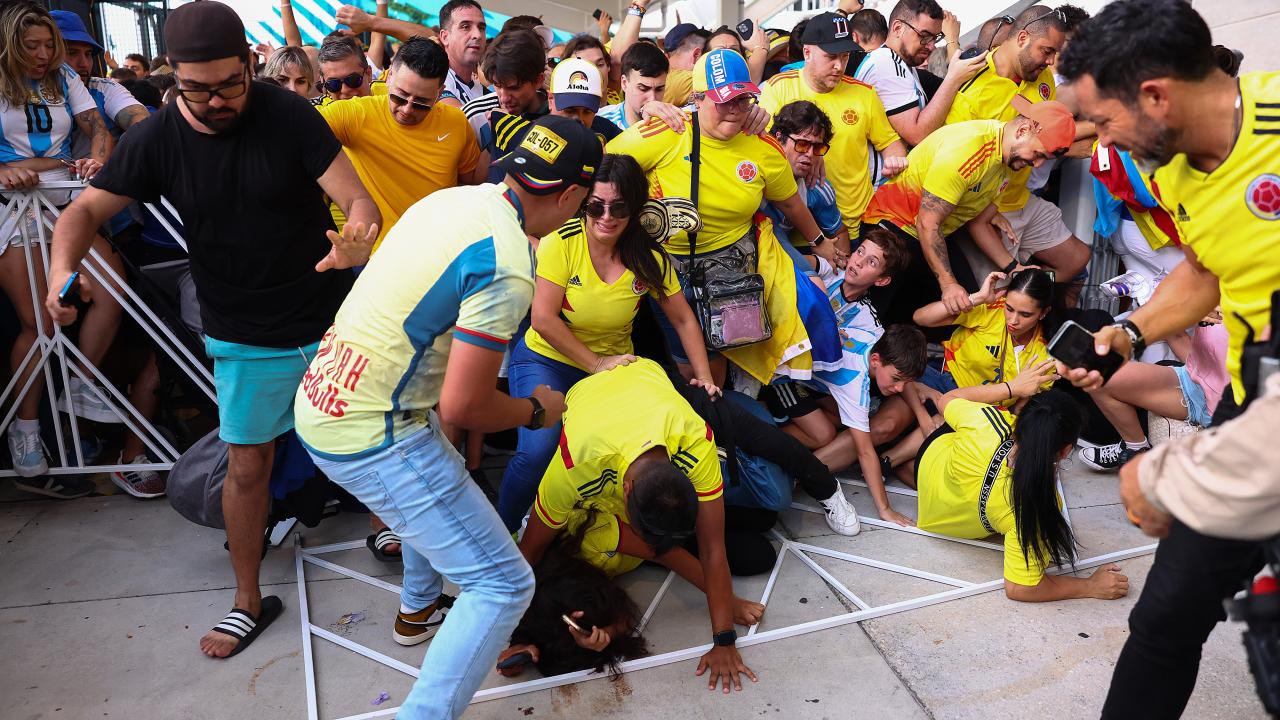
[819,489,860,536]
[109,453,166,498]
[7,422,48,477]
[58,377,123,424]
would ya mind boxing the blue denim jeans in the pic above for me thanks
[498,338,588,531]
[308,424,534,718]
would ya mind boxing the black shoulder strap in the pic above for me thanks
[688,111,700,259]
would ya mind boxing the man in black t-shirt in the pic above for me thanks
[45,1,380,661]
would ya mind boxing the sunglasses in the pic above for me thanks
[388,92,433,112]
[176,70,248,103]
[715,94,757,112]
[787,135,830,156]
[320,72,365,94]
[584,199,631,219]
[1020,8,1067,32]
[898,19,944,45]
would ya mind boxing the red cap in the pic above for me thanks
[1011,95,1076,155]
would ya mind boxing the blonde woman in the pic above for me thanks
[0,2,121,496]
[259,46,315,100]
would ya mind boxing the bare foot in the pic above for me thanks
[199,593,260,658]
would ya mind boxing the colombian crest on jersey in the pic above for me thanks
[736,160,758,182]
[1245,174,1280,221]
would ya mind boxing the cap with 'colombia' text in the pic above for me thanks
[692,48,760,103]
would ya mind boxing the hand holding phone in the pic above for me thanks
[736,19,754,42]
[1048,320,1125,383]
[57,271,81,307]
[561,613,584,633]
[959,46,982,60]
[592,8,602,19]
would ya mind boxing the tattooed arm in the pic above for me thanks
[72,108,114,178]
[113,105,150,132]
[916,189,972,314]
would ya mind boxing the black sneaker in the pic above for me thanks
[1078,442,1148,472]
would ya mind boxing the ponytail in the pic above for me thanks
[589,154,671,295]
[1009,390,1084,571]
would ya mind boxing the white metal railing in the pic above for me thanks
[0,182,214,478]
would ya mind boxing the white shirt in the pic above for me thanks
[855,46,926,119]
[443,67,486,106]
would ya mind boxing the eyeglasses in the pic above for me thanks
[388,92,433,112]
[320,72,365,94]
[786,135,830,156]
[175,71,248,103]
[1020,8,1067,32]
[714,94,757,112]
[583,199,631,219]
[898,19,944,46]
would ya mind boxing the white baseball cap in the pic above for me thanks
[550,57,603,111]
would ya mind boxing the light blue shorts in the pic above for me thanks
[205,337,320,445]
[1172,364,1212,428]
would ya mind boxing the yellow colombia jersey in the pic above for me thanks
[533,359,724,533]
[321,96,480,252]
[945,55,1056,213]
[295,184,535,458]
[1152,71,1280,404]
[759,71,901,227]
[863,120,1009,238]
[942,299,1053,403]
[606,115,797,253]
[663,69,693,106]
[917,399,1049,586]
[523,218,681,370]
[566,511,645,577]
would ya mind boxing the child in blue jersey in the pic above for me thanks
[765,228,933,526]
[0,3,121,495]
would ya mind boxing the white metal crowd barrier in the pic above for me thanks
[0,182,213,478]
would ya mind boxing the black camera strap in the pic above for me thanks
[688,111,700,262]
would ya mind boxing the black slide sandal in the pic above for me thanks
[210,595,283,658]
[367,528,403,563]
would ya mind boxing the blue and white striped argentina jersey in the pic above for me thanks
[0,64,95,162]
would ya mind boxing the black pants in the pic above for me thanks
[675,379,839,503]
[1101,519,1264,718]
[860,222,980,328]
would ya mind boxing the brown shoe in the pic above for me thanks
[393,594,455,646]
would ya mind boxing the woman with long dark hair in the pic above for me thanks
[913,388,1130,602]
[914,268,1057,405]
[497,153,716,533]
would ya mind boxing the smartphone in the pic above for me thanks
[1047,320,1125,382]
[959,46,982,60]
[736,19,754,42]
[592,8,602,19]
[1043,269,1056,283]
[561,613,584,633]
[57,271,81,307]
[496,651,533,670]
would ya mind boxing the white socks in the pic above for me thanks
[1124,438,1150,450]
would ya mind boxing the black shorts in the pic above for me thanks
[761,381,820,422]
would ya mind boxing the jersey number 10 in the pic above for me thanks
[25,104,53,134]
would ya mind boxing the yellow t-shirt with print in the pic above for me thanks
[1151,70,1280,404]
[942,299,1052,404]
[862,120,1008,237]
[759,70,901,227]
[917,399,1049,586]
[945,55,1056,213]
[524,218,681,370]
[321,95,480,252]
[606,115,797,253]
[533,358,723,532]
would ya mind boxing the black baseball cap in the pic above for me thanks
[495,116,603,196]
[801,11,858,54]
[164,1,248,63]
[664,23,704,53]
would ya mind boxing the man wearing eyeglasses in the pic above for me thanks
[759,12,908,240]
[945,5,1091,303]
[855,0,987,147]
[763,100,849,263]
[45,1,380,661]
[319,37,483,253]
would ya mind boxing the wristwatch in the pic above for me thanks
[1001,258,1018,274]
[811,233,827,248]
[712,629,737,647]
[525,396,545,430]
[1112,319,1146,360]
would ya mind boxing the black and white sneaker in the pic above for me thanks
[1079,442,1148,472]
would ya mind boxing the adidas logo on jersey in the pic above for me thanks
[1176,203,1190,223]
[568,275,583,287]
[986,345,1000,358]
